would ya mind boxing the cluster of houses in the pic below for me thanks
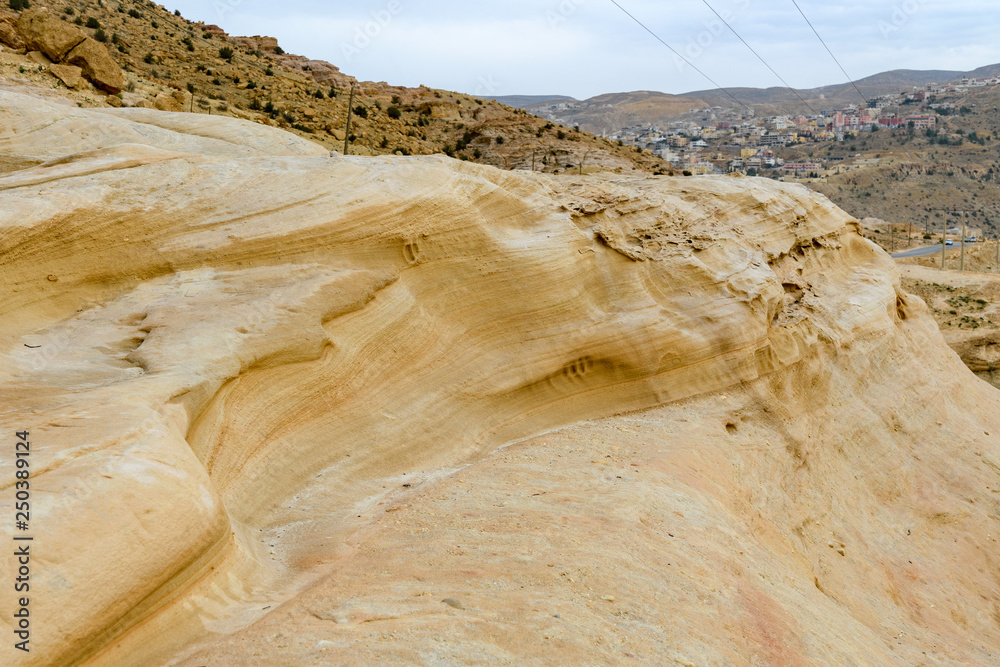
[595,75,999,176]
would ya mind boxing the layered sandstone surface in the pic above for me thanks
[1,88,999,666]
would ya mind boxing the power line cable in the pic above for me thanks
[700,0,821,116]
[789,0,869,106]
[607,0,753,113]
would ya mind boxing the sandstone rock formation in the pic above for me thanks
[63,37,125,94]
[13,8,124,93]
[0,10,24,51]
[1,88,999,666]
[48,63,83,89]
[16,7,83,61]
[948,331,1000,386]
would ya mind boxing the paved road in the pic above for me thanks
[891,243,968,259]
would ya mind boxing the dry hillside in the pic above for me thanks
[0,0,669,174]
[784,86,1000,241]
[513,90,709,136]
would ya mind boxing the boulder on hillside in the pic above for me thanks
[16,7,86,61]
[65,38,125,94]
[154,92,183,112]
[121,92,149,108]
[49,63,83,89]
[0,10,25,50]
[26,49,50,64]
[418,100,462,120]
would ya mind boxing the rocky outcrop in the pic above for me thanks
[0,90,998,666]
[946,329,1000,388]
[153,91,184,112]
[48,63,83,89]
[229,34,280,53]
[0,10,24,50]
[16,7,86,61]
[64,37,125,93]
[14,8,124,93]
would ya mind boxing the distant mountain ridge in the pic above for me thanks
[495,63,1000,132]
[685,63,1000,109]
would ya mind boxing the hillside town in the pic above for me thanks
[540,76,1000,176]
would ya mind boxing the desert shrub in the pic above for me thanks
[353,105,368,119]
[94,28,107,42]
[128,8,141,18]
[387,106,401,119]
[273,46,284,54]
[219,46,234,61]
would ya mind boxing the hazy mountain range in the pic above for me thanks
[493,63,1000,133]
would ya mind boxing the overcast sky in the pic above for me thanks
[165,0,1000,100]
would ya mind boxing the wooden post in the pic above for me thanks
[941,214,947,269]
[960,212,966,272]
[344,83,356,156]
[531,149,536,172]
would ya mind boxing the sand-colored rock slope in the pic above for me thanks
[1,87,999,666]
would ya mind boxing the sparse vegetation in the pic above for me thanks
[0,0,664,173]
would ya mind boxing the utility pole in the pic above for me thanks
[531,149,536,172]
[942,213,947,269]
[343,83,356,156]
[960,211,967,272]
[890,223,895,253]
